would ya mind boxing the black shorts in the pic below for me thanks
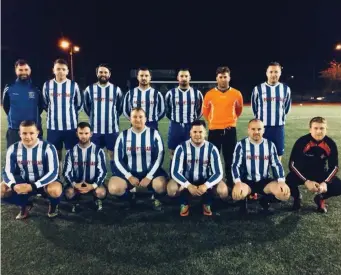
[116,168,168,190]
[243,178,274,195]
[11,176,62,197]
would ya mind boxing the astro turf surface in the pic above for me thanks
[1,105,341,275]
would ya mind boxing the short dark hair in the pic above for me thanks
[309,117,327,128]
[96,64,111,74]
[77,121,92,130]
[131,107,146,115]
[137,67,151,76]
[178,68,190,73]
[268,62,282,69]
[54,58,68,67]
[216,66,231,76]
[19,120,38,129]
[15,59,29,68]
[191,120,206,129]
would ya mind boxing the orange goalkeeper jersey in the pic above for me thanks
[202,87,243,129]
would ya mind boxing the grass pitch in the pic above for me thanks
[1,105,341,275]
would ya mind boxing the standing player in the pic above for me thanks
[251,62,291,160]
[168,120,228,216]
[42,58,83,170]
[1,120,62,219]
[231,119,290,213]
[165,69,203,158]
[63,122,107,212]
[84,64,123,160]
[286,117,341,213]
[2,59,45,148]
[123,68,165,130]
[108,107,167,211]
[202,66,243,188]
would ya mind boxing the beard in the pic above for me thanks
[18,74,30,80]
[98,76,109,84]
[79,139,90,145]
[179,81,189,88]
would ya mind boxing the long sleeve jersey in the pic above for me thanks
[232,137,285,183]
[113,127,164,180]
[84,82,123,134]
[3,140,59,188]
[63,142,107,188]
[251,82,291,126]
[288,134,339,183]
[171,140,223,188]
[202,87,243,129]
[123,87,165,122]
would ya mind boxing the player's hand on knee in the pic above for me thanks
[74,183,83,191]
[232,182,247,201]
[128,176,140,187]
[276,182,291,200]
[318,182,328,194]
[197,184,208,196]
[84,182,94,192]
[304,180,320,193]
[188,184,200,196]
[139,177,151,188]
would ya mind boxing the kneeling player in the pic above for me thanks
[168,120,228,216]
[63,122,107,212]
[108,107,167,211]
[1,120,62,219]
[286,117,341,213]
[231,119,290,213]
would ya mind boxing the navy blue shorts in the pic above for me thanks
[47,129,78,151]
[145,121,159,131]
[115,168,168,190]
[263,126,285,156]
[91,132,119,151]
[243,178,274,195]
[167,121,192,150]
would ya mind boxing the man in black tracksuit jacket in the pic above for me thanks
[286,116,341,213]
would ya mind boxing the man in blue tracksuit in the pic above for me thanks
[2,59,45,148]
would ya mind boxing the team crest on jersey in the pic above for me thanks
[28,91,35,98]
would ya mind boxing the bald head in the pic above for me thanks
[248,119,264,143]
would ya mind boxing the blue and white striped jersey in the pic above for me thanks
[43,79,83,130]
[113,127,164,179]
[3,140,59,188]
[165,87,203,124]
[171,140,223,188]
[123,87,165,122]
[63,142,107,188]
[251,82,291,126]
[231,137,285,183]
[84,83,123,134]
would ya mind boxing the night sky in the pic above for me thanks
[2,0,341,95]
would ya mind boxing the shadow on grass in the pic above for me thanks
[30,196,302,268]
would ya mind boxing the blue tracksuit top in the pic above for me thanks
[2,79,44,129]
